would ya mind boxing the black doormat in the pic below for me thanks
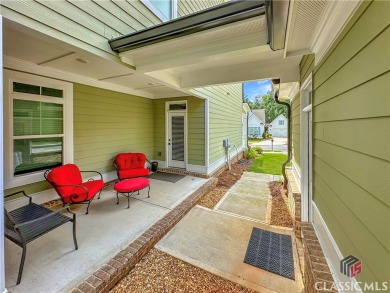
[244,227,295,280]
[149,172,185,183]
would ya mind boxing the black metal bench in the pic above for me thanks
[4,191,78,285]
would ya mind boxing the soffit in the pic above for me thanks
[284,0,327,56]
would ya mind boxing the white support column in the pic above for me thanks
[205,99,210,167]
[0,16,6,293]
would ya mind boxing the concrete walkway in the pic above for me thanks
[215,172,280,223]
[156,172,303,292]
[5,176,208,293]
[251,137,287,153]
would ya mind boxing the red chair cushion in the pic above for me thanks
[114,178,150,193]
[118,168,150,180]
[62,180,104,203]
[115,153,146,171]
[46,164,82,198]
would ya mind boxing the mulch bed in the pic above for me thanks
[111,248,255,293]
[112,162,255,293]
[268,181,293,228]
[196,160,252,209]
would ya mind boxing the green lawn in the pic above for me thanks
[249,153,290,175]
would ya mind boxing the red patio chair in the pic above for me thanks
[114,153,150,181]
[44,164,104,214]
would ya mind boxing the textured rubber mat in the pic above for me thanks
[244,227,295,280]
[149,172,185,183]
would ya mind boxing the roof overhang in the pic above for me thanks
[109,0,266,53]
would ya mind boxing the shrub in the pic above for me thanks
[252,146,263,155]
[262,132,267,139]
[245,148,257,159]
[267,133,273,139]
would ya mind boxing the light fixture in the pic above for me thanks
[76,58,89,64]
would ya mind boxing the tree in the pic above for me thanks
[248,90,289,123]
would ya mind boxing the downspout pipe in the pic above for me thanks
[272,79,291,190]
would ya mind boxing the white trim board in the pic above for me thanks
[207,146,245,175]
[187,164,207,174]
[0,16,6,293]
[300,73,313,222]
[3,69,74,189]
[312,202,362,293]
[291,161,301,192]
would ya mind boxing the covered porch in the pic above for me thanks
[5,175,209,292]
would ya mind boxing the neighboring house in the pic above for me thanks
[0,0,389,292]
[248,109,265,138]
[268,114,288,137]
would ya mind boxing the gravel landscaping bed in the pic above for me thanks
[268,181,293,228]
[197,161,252,209]
[111,248,255,293]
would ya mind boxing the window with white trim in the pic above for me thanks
[248,127,261,137]
[279,120,284,125]
[141,0,177,21]
[4,70,73,189]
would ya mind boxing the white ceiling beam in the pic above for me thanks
[180,56,301,89]
[4,56,154,99]
[132,33,267,73]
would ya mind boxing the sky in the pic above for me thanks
[243,80,272,102]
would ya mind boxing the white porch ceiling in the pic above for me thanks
[4,0,330,100]
[3,20,186,99]
[119,15,302,92]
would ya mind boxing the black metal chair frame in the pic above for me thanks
[44,169,103,214]
[116,184,151,209]
[4,190,78,285]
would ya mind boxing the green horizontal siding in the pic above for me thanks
[4,84,154,198]
[0,0,162,54]
[73,84,154,174]
[300,54,315,84]
[312,0,390,286]
[291,92,300,171]
[178,0,227,17]
[192,83,243,165]
[153,97,206,166]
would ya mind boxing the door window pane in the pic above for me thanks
[169,103,186,110]
[41,87,63,98]
[13,82,40,95]
[13,100,63,136]
[172,116,184,161]
[14,137,63,175]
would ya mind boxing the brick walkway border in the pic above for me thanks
[301,222,337,293]
[71,177,218,293]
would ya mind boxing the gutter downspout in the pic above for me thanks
[247,111,250,149]
[272,79,291,190]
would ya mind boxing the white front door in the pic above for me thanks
[168,112,186,168]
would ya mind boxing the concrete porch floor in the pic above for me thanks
[156,172,303,293]
[4,175,208,293]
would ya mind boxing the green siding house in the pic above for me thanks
[1,0,389,292]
